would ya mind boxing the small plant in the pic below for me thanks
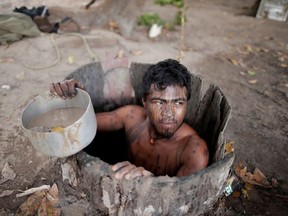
[154,0,184,8]
[138,0,186,31]
[138,13,165,27]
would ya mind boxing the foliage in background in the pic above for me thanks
[154,0,184,8]
[137,9,186,30]
[137,13,165,27]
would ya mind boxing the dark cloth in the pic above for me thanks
[13,6,50,19]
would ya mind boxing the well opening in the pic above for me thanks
[66,61,231,166]
[64,61,234,215]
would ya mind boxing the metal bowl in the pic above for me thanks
[21,89,97,158]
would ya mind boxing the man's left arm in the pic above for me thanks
[176,136,209,177]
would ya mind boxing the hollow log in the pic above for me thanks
[65,62,234,215]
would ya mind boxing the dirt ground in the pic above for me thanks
[0,0,287,215]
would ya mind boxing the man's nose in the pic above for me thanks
[162,105,173,117]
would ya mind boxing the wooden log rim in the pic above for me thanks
[65,61,235,215]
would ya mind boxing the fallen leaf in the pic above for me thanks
[248,79,257,84]
[278,56,285,62]
[232,190,241,198]
[67,55,74,64]
[259,48,269,53]
[247,70,256,76]
[109,21,119,30]
[254,168,270,186]
[130,50,143,56]
[280,64,288,68]
[16,72,25,80]
[228,58,239,66]
[244,44,253,53]
[1,162,16,180]
[225,142,234,154]
[0,190,14,197]
[115,50,124,59]
[240,71,246,76]
[244,183,253,191]
[245,172,254,180]
[15,191,43,216]
[235,164,247,178]
[241,189,249,199]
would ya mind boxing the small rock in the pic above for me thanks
[2,85,11,90]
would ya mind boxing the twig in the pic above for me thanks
[16,185,51,198]
[177,0,187,62]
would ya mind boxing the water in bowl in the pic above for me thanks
[27,107,86,132]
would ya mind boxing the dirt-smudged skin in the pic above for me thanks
[50,59,209,179]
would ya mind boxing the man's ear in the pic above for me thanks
[142,97,146,108]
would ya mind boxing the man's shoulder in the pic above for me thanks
[179,123,199,137]
[120,104,146,112]
[117,105,146,119]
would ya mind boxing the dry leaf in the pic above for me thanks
[109,21,119,30]
[0,190,14,197]
[259,48,269,53]
[235,164,247,178]
[244,182,253,191]
[240,71,246,76]
[248,79,257,84]
[67,55,74,64]
[247,70,256,76]
[280,64,288,68]
[2,162,16,180]
[130,50,143,56]
[241,189,249,199]
[114,50,124,59]
[225,142,234,154]
[228,58,239,66]
[244,44,253,53]
[16,72,25,80]
[15,191,43,216]
[254,168,266,182]
[254,168,270,186]
[232,190,241,198]
[244,172,254,180]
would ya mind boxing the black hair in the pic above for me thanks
[142,59,192,100]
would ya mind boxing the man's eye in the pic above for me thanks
[156,101,163,105]
[175,101,184,105]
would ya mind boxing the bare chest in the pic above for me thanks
[127,134,182,176]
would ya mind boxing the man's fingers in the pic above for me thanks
[142,170,154,177]
[52,82,66,99]
[67,79,77,96]
[60,81,71,98]
[112,162,154,180]
[49,83,58,96]
[124,167,144,180]
[114,164,136,180]
[111,161,131,172]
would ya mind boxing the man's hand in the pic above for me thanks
[49,79,85,99]
[112,161,153,180]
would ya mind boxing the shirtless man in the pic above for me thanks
[50,59,209,180]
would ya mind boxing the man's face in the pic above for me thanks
[143,84,188,138]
